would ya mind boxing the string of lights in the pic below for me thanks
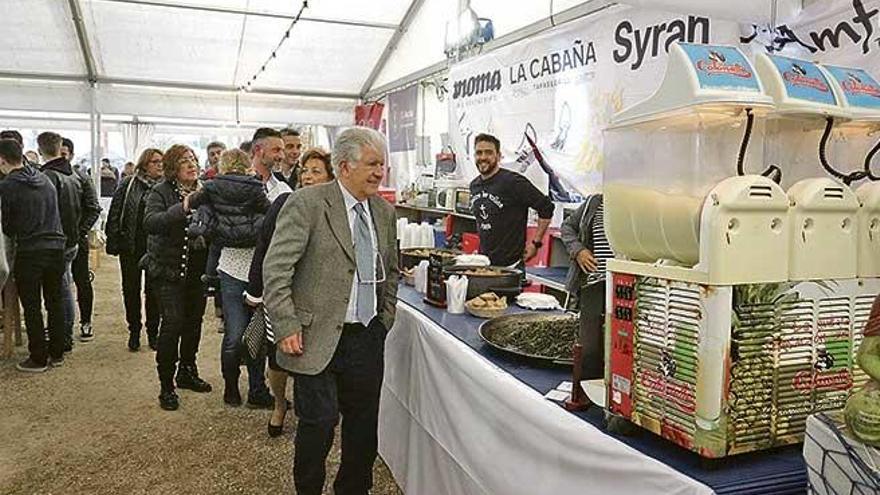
[240,0,309,92]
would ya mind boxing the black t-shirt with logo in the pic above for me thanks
[469,168,555,266]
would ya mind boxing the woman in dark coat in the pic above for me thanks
[247,147,334,436]
[105,148,163,351]
[143,144,211,411]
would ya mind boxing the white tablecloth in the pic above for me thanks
[378,303,713,495]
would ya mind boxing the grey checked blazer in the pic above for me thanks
[262,180,399,375]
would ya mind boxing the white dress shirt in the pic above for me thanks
[339,181,378,323]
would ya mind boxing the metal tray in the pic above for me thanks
[478,312,578,367]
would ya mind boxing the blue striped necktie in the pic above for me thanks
[353,202,376,325]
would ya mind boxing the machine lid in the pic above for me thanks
[755,53,850,120]
[821,64,880,122]
[610,43,774,129]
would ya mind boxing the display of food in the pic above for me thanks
[402,248,458,259]
[466,292,508,319]
[444,265,522,300]
[479,313,577,364]
[400,248,461,269]
[461,267,507,277]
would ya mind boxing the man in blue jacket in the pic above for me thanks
[0,138,67,372]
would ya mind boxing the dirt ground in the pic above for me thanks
[0,251,403,495]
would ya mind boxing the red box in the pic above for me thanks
[378,188,396,204]
[461,232,480,254]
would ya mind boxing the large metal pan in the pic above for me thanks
[399,248,460,270]
[443,265,522,300]
[478,312,578,366]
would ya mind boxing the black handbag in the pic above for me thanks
[242,305,268,361]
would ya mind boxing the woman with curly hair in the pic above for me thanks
[143,144,212,411]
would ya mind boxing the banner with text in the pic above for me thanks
[448,0,880,199]
[448,4,743,199]
[740,0,880,73]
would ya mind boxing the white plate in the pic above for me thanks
[515,293,561,310]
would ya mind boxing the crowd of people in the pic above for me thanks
[0,125,393,494]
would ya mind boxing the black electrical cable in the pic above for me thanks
[735,108,783,183]
[736,108,754,177]
[865,137,880,181]
[820,116,868,185]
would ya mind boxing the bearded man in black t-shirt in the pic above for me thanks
[468,133,555,269]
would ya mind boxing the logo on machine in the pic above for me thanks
[791,369,852,394]
[782,64,831,93]
[694,50,753,79]
[659,349,677,378]
[841,71,880,98]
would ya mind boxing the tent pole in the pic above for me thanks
[90,83,100,192]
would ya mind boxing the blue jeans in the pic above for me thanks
[219,271,268,397]
[62,245,79,342]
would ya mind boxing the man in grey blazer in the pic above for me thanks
[263,126,398,495]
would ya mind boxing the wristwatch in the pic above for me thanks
[531,239,543,249]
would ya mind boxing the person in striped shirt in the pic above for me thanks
[561,194,613,381]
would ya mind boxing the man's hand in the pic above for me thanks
[523,242,539,262]
[576,249,597,273]
[279,332,304,355]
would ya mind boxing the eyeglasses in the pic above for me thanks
[356,249,387,285]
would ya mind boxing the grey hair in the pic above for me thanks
[331,127,386,172]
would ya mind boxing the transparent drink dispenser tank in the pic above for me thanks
[818,64,880,278]
[604,43,788,286]
[755,53,863,281]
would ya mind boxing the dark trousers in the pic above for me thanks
[155,274,207,388]
[292,319,386,495]
[72,239,93,325]
[14,249,66,365]
[119,253,160,338]
[578,281,606,380]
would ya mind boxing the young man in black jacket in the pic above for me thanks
[469,133,555,272]
[37,132,101,350]
[0,139,67,372]
[61,137,102,341]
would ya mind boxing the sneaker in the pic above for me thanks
[159,389,179,411]
[78,323,94,342]
[16,358,48,373]
[128,332,141,352]
[246,391,275,410]
[176,365,212,393]
[49,355,65,368]
[63,339,73,353]
[147,334,158,351]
